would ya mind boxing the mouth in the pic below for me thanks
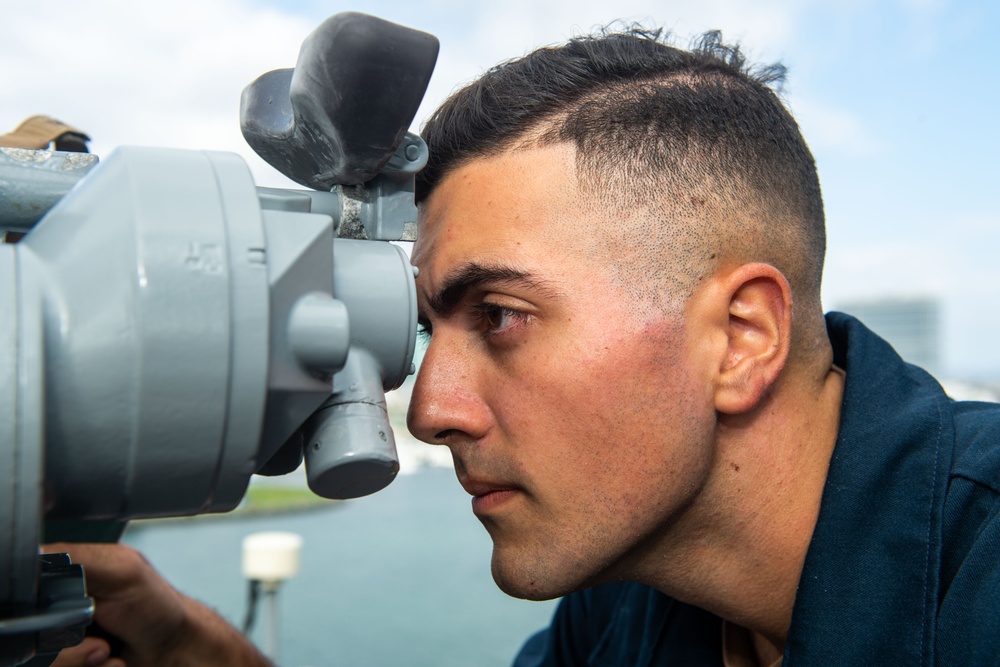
[459,477,522,515]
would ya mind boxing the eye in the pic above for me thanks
[472,302,529,337]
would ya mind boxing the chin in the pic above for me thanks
[491,551,583,602]
[493,573,562,601]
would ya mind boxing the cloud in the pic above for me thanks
[0,0,314,185]
[823,211,1000,377]
[786,96,887,157]
[824,211,1000,303]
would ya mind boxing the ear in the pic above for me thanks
[714,263,792,415]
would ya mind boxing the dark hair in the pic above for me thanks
[418,26,826,323]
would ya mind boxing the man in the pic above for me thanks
[53,26,1000,667]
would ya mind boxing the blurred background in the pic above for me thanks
[3,1,997,664]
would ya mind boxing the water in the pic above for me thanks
[123,468,557,667]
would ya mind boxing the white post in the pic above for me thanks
[262,581,281,660]
[242,531,304,663]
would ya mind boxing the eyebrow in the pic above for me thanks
[423,262,563,318]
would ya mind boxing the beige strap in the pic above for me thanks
[0,115,90,150]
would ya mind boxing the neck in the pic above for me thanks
[635,356,844,650]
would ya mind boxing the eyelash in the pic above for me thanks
[416,302,529,342]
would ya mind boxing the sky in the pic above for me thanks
[1,0,997,379]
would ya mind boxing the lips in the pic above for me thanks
[459,476,522,514]
[470,488,519,514]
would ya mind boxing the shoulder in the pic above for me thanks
[941,397,1000,569]
[950,399,1000,493]
[938,398,1000,665]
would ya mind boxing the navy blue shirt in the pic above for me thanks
[514,313,1000,666]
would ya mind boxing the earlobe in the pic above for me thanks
[714,264,792,415]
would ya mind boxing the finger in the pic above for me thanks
[49,636,111,667]
[42,543,153,598]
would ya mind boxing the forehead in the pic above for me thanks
[411,143,588,275]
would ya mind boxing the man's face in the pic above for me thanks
[407,143,717,600]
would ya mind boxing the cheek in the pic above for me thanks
[487,325,714,478]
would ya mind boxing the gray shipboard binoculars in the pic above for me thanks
[0,13,438,666]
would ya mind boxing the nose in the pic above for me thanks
[406,335,491,446]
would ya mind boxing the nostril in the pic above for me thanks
[433,429,461,443]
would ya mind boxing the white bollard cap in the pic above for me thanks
[242,531,304,582]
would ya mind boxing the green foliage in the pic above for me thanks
[241,485,335,514]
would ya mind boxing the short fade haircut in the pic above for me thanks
[417,27,827,344]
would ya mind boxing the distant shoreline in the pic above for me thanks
[128,486,339,530]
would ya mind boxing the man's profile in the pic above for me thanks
[52,24,1000,667]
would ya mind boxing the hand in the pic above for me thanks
[43,543,271,667]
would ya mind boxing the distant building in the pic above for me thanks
[836,297,941,377]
